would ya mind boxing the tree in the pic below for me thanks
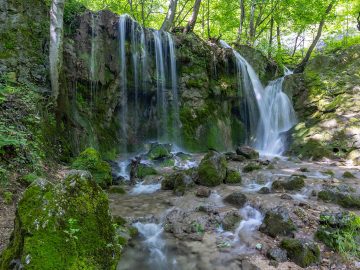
[184,0,202,33]
[294,1,335,73]
[161,0,178,31]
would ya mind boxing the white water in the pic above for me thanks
[49,0,65,99]
[256,68,297,155]
[220,41,297,155]
[130,182,162,195]
[119,15,128,150]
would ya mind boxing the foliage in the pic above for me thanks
[316,212,360,258]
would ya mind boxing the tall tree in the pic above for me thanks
[184,0,202,33]
[161,0,178,31]
[294,1,335,73]
[237,0,245,42]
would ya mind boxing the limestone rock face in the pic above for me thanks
[0,173,120,270]
[285,45,360,162]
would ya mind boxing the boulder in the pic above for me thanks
[147,143,172,160]
[221,211,242,230]
[318,186,360,209]
[225,169,242,184]
[196,187,211,198]
[225,152,246,162]
[242,163,261,173]
[0,173,121,270]
[267,247,287,262]
[258,187,271,194]
[224,192,247,208]
[260,207,297,238]
[236,145,259,159]
[161,170,195,196]
[71,148,112,188]
[197,151,227,187]
[272,175,305,191]
[280,238,320,268]
[136,163,158,178]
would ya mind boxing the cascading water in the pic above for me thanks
[119,15,128,151]
[255,68,297,155]
[153,31,169,141]
[117,15,181,154]
[220,40,297,155]
[89,13,98,110]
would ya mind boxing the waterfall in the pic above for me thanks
[119,15,128,151]
[167,33,181,146]
[90,13,98,110]
[153,31,169,142]
[116,15,181,153]
[49,0,65,100]
[255,69,297,155]
[220,41,297,155]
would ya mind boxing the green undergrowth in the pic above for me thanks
[0,74,59,191]
[316,212,360,259]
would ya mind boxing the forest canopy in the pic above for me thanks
[65,0,360,64]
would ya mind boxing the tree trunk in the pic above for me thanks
[207,0,210,38]
[184,0,202,33]
[294,2,334,73]
[357,12,360,31]
[161,0,178,31]
[49,0,65,101]
[237,0,245,42]
[249,0,256,43]
[291,32,301,56]
[268,16,274,57]
[276,24,281,50]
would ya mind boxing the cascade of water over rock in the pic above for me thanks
[220,40,297,155]
[117,15,181,153]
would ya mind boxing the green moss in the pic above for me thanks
[71,148,112,188]
[280,238,320,268]
[2,191,13,204]
[316,212,360,259]
[147,144,171,160]
[20,173,39,186]
[318,189,360,209]
[137,164,158,178]
[322,170,335,177]
[0,174,121,270]
[225,170,242,184]
[291,139,332,160]
[343,171,355,179]
[242,163,261,173]
[161,170,194,195]
[198,151,227,187]
[108,186,126,194]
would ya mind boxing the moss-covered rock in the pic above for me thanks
[147,143,172,160]
[343,171,356,179]
[136,164,158,178]
[271,175,306,191]
[236,145,259,160]
[221,211,242,230]
[223,192,247,207]
[318,187,360,209]
[225,169,242,184]
[197,151,227,187]
[0,173,121,270]
[71,148,112,188]
[280,238,320,268]
[260,207,297,238]
[242,163,261,173]
[161,170,195,196]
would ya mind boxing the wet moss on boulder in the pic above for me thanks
[0,172,121,270]
[136,164,158,178]
[272,175,306,191]
[280,238,320,268]
[197,151,227,187]
[161,169,195,196]
[71,148,112,188]
[318,186,360,209]
[260,207,297,238]
[225,169,242,184]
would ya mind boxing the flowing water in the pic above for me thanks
[220,41,297,155]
